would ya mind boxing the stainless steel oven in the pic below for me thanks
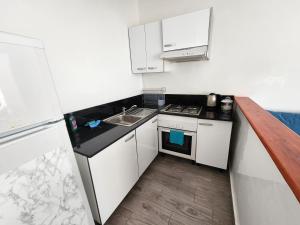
[158,114,198,160]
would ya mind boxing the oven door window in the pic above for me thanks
[161,131,192,155]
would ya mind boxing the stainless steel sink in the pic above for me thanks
[104,115,142,126]
[104,108,156,127]
[127,108,157,117]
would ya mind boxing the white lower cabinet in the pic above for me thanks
[136,116,158,176]
[75,117,159,224]
[89,131,139,224]
[196,119,232,169]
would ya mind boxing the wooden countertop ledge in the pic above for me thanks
[235,97,300,202]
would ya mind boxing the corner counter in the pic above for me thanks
[230,97,300,225]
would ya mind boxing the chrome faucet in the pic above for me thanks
[129,105,137,110]
[122,105,137,115]
[122,107,126,115]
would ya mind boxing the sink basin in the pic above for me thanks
[104,108,157,127]
[104,115,142,126]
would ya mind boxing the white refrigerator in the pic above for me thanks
[0,32,94,225]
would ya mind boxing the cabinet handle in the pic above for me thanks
[148,67,157,70]
[152,118,158,123]
[199,123,213,126]
[125,134,135,142]
[164,44,174,47]
[137,67,146,71]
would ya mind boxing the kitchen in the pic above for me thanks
[0,1,300,225]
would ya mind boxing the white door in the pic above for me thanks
[162,8,211,51]
[128,25,147,73]
[89,131,139,224]
[0,32,62,138]
[196,119,232,169]
[145,22,164,73]
[0,121,94,225]
[136,116,158,176]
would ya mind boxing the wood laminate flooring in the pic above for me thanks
[97,154,234,225]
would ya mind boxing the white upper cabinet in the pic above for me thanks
[129,22,164,74]
[128,25,147,73]
[162,8,211,51]
[145,22,164,73]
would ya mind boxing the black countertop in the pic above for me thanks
[159,107,233,122]
[73,111,158,158]
[161,94,233,121]
[73,107,232,158]
[198,107,233,121]
[68,94,233,158]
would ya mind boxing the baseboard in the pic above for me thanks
[230,171,240,225]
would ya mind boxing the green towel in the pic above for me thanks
[169,129,184,146]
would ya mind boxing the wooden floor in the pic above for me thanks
[101,154,234,225]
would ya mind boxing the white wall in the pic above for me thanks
[139,0,300,112]
[0,0,142,113]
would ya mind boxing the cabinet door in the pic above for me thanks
[0,35,62,137]
[128,25,147,73]
[89,131,138,224]
[145,22,164,73]
[196,119,232,169]
[162,8,211,51]
[0,121,94,225]
[136,116,158,176]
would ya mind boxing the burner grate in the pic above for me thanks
[162,104,202,116]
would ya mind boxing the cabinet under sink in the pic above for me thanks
[75,115,158,224]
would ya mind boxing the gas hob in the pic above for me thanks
[160,104,202,116]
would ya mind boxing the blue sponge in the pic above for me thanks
[85,120,101,128]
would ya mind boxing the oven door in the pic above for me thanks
[158,127,196,160]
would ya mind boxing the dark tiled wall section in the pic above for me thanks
[65,95,143,127]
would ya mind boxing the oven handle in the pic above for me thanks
[158,127,196,136]
[125,134,135,142]
[151,118,158,123]
[198,122,213,126]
